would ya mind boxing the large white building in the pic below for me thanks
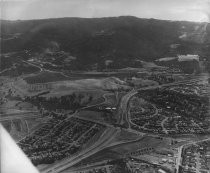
[178,54,199,62]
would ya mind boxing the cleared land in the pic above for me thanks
[24,71,69,84]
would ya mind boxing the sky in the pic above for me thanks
[1,0,210,22]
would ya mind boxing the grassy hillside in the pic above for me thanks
[1,16,210,70]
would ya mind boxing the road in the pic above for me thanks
[55,75,208,173]
[19,74,209,173]
[176,137,210,173]
[40,98,120,173]
[1,57,207,172]
[118,89,137,126]
[161,117,168,134]
[25,74,209,173]
[176,145,183,173]
[41,127,118,173]
[40,79,172,173]
[0,65,15,75]
[22,60,43,72]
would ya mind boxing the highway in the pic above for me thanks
[41,127,118,173]
[39,83,156,173]
[34,75,210,173]
[40,92,124,173]
[1,58,208,173]
[118,76,206,128]
[118,89,137,127]
[34,75,208,173]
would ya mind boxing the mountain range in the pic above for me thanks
[1,16,210,70]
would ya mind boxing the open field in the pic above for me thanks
[87,96,105,106]
[107,136,170,155]
[72,136,173,168]
[15,102,35,110]
[22,75,130,93]
[24,70,137,84]
[51,78,130,91]
[1,117,45,141]
[0,61,40,77]
[112,129,140,143]
[44,90,106,101]
[24,71,69,84]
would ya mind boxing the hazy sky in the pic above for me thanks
[1,0,210,22]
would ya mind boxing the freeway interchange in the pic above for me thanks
[1,73,210,173]
[40,75,210,173]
